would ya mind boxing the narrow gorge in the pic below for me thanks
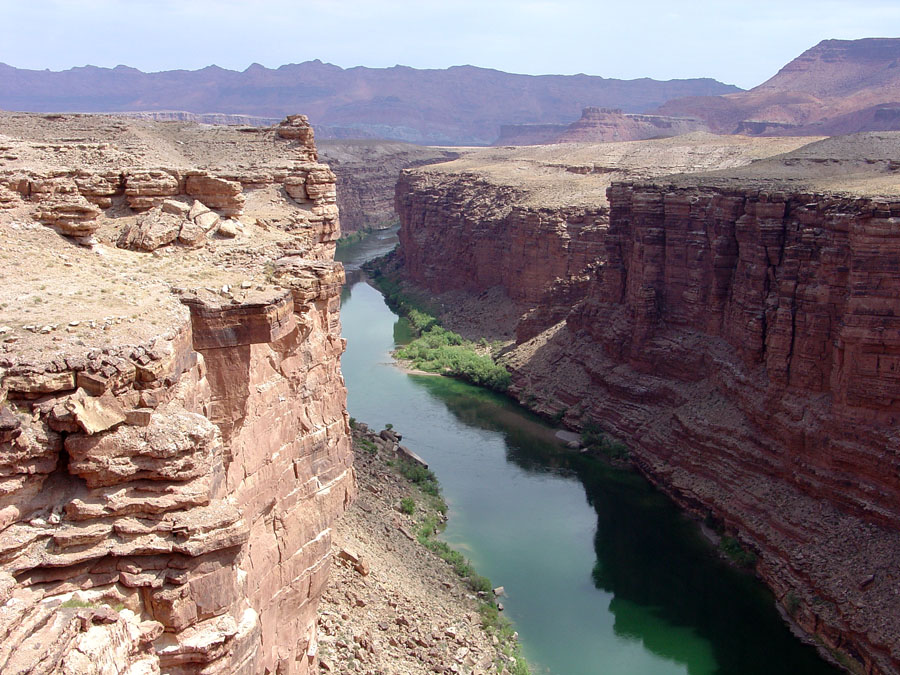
[392,134,900,674]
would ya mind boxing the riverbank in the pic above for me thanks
[365,261,512,393]
[318,423,527,674]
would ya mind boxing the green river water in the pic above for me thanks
[336,230,839,675]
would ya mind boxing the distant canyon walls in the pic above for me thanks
[319,141,457,234]
[394,164,900,674]
[495,107,709,145]
[0,61,739,145]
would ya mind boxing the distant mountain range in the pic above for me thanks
[4,39,899,144]
[0,60,739,145]
[658,38,900,136]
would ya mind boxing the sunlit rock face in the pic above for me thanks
[394,135,900,674]
[0,112,354,674]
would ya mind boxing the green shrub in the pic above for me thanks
[785,592,800,616]
[398,460,441,497]
[396,327,511,393]
[400,497,415,515]
[580,423,630,460]
[720,536,758,568]
[359,438,378,455]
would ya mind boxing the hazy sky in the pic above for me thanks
[3,0,899,89]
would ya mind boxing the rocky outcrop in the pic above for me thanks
[556,107,709,143]
[0,113,353,674]
[0,112,340,254]
[393,134,900,674]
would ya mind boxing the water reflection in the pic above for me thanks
[336,231,838,674]
[406,373,838,675]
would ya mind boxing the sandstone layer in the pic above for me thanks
[394,133,900,674]
[396,135,817,309]
[0,113,353,673]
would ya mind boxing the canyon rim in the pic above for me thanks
[1,21,900,675]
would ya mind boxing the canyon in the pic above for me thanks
[392,134,900,674]
[317,141,457,234]
[0,113,354,673]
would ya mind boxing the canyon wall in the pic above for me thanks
[396,170,606,306]
[0,114,354,673]
[394,136,900,674]
[395,135,816,309]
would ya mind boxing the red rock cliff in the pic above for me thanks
[394,135,900,674]
[0,113,354,674]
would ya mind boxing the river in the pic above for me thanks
[336,230,839,675]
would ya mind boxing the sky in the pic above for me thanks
[2,0,899,89]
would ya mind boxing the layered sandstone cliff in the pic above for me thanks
[394,134,900,674]
[396,135,816,309]
[0,113,354,673]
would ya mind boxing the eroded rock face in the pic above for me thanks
[507,184,900,674]
[396,171,607,306]
[0,114,354,674]
[393,136,900,674]
[0,113,340,256]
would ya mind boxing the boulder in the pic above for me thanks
[215,219,240,238]
[162,199,191,218]
[178,221,206,248]
[117,206,182,252]
[194,211,220,232]
[188,200,211,220]
[66,389,127,435]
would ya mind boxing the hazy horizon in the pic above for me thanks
[3,1,900,90]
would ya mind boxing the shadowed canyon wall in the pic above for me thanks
[0,114,354,673]
[394,136,900,674]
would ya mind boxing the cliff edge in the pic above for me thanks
[0,113,354,673]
